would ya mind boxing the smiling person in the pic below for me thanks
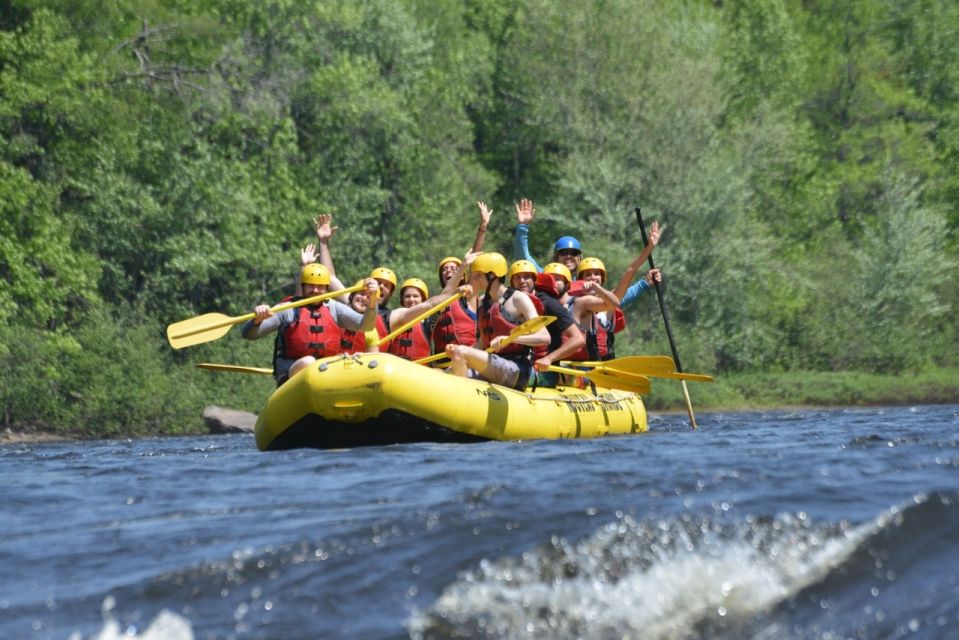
[445,252,549,390]
[241,265,380,386]
[386,271,472,361]
[567,258,622,362]
[508,260,584,387]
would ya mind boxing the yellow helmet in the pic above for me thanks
[400,277,429,300]
[369,266,397,287]
[471,252,508,278]
[544,262,572,285]
[508,260,538,281]
[437,256,462,282]
[301,263,330,286]
[576,257,606,282]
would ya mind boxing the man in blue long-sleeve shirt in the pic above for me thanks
[511,198,662,311]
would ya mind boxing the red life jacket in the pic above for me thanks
[387,321,431,360]
[594,308,626,360]
[341,314,390,354]
[478,289,545,358]
[432,297,477,352]
[281,304,343,359]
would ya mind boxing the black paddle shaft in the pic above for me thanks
[635,207,684,373]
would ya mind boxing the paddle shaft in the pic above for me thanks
[413,315,555,366]
[196,363,274,375]
[169,283,364,342]
[636,207,697,429]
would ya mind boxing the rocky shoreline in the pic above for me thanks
[1,406,257,445]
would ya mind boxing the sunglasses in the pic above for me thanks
[556,249,581,257]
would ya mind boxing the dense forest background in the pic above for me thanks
[2,0,958,436]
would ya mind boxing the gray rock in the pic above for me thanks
[203,405,256,434]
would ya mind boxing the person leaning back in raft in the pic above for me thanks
[241,264,380,386]
[445,252,550,390]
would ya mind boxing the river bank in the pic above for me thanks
[3,367,958,444]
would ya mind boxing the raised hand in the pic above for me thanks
[477,201,493,228]
[314,214,338,243]
[648,221,662,247]
[515,198,535,225]
[644,268,663,286]
[300,243,318,266]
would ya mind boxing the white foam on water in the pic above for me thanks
[409,503,909,639]
[68,597,194,640]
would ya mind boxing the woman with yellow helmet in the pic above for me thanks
[385,278,433,361]
[508,260,585,387]
[384,268,472,361]
[445,252,550,390]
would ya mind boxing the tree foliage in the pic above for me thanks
[1,0,957,433]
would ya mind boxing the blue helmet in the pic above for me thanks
[553,236,582,253]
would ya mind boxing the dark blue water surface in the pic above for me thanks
[2,404,958,639]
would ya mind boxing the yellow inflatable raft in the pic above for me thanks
[255,352,648,450]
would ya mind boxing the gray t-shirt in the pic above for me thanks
[241,299,369,339]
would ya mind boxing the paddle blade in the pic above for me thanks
[567,355,676,375]
[587,370,650,394]
[167,313,238,349]
[196,363,274,375]
[606,367,713,383]
[489,315,555,352]
[546,364,650,394]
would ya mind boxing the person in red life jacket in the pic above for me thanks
[339,280,382,354]
[241,264,380,386]
[566,257,622,362]
[445,252,550,390]
[432,253,484,356]
[508,260,585,387]
[386,273,472,361]
[386,278,433,361]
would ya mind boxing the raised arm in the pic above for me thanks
[495,292,549,349]
[314,214,338,277]
[390,284,472,328]
[471,202,492,253]
[613,221,662,301]
[512,198,543,271]
[313,214,348,302]
[576,282,620,312]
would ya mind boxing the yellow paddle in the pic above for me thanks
[167,282,365,350]
[413,315,556,365]
[196,363,274,375]
[607,367,714,383]
[545,365,651,394]
[563,355,714,382]
[565,355,676,375]
[373,292,464,347]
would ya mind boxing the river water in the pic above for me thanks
[2,404,958,639]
